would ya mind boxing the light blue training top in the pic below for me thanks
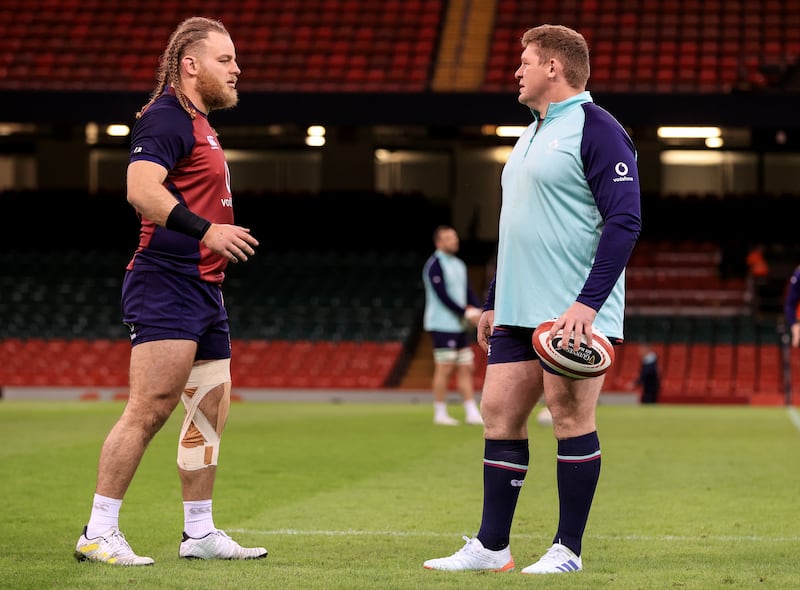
[423,250,478,332]
[489,91,642,340]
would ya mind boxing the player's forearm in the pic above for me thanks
[128,183,188,227]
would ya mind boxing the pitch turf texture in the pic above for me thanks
[1,401,798,590]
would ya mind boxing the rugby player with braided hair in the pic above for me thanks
[75,16,265,565]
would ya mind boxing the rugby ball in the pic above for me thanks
[535,406,553,427]
[532,319,615,379]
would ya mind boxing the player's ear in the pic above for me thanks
[182,55,198,76]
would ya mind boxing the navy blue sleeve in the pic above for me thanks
[577,103,642,311]
[427,258,467,315]
[785,266,800,327]
[483,275,496,311]
[467,284,481,307]
[129,97,194,171]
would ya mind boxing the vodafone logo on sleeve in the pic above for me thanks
[612,161,634,183]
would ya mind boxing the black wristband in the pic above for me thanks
[165,205,212,240]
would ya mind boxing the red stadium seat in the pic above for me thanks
[2,0,795,94]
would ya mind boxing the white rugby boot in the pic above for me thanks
[74,526,154,566]
[423,536,514,572]
[179,529,267,560]
[521,542,582,574]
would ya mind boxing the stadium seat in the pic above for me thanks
[2,0,797,94]
[734,344,758,396]
[708,344,735,397]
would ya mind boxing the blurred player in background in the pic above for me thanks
[784,264,800,347]
[75,17,265,566]
[422,225,484,426]
[424,24,641,575]
[634,343,661,404]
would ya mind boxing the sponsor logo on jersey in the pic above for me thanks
[207,135,220,149]
[612,161,634,182]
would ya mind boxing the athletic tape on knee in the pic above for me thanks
[177,359,231,471]
[433,348,458,363]
[456,347,475,365]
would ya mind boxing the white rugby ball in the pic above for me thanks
[535,406,553,427]
[532,319,615,379]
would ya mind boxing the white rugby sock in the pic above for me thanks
[183,500,215,538]
[434,401,449,418]
[464,399,481,418]
[86,493,122,538]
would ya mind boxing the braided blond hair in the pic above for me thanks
[136,17,229,119]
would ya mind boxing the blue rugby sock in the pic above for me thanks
[553,431,601,556]
[476,439,529,551]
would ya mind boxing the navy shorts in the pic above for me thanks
[430,331,471,350]
[488,325,622,375]
[430,331,474,364]
[487,326,539,365]
[121,270,231,361]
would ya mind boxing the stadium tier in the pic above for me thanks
[1,0,798,93]
[0,237,794,403]
[1,2,799,404]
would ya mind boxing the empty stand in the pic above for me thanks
[791,348,800,401]
[482,0,798,94]
[232,339,404,389]
[621,339,766,405]
[2,0,798,94]
[0,0,445,92]
[626,240,751,316]
[0,338,129,387]
[0,243,425,389]
[605,309,785,406]
[707,343,735,398]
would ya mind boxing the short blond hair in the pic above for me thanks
[521,24,590,89]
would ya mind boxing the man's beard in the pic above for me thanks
[196,68,238,111]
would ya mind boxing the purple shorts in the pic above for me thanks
[487,326,539,365]
[488,325,622,375]
[121,270,231,361]
[430,331,471,350]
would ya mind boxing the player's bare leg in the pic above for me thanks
[96,340,195,498]
[432,362,458,425]
[76,340,194,566]
[175,359,267,560]
[480,360,542,440]
[456,363,482,425]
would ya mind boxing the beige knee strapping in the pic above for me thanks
[434,347,475,365]
[177,359,231,471]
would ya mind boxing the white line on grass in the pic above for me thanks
[229,528,800,543]
[788,406,800,432]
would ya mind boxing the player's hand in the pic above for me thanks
[464,306,482,327]
[202,223,259,263]
[477,309,494,353]
[550,302,597,352]
[792,323,800,348]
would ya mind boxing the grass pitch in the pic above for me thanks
[0,400,798,589]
